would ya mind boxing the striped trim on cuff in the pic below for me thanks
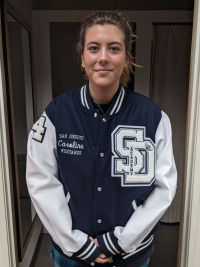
[73,239,101,264]
[97,231,125,257]
[122,235,154,260]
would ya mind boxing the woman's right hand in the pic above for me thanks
[94,254,113,264]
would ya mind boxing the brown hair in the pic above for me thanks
[77,11,136,87]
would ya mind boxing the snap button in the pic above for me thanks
[100,153,104,158]
[102,118,106,123]
[91,262,95,266]
[97,187,102,192]
[97,219,102,224]
[94,113,97,118]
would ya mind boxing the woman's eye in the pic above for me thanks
[110,46,120,52]
[89,46,98,52]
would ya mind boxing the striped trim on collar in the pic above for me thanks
[110,87,125,115]
[80,84,126,115]
[80,85,89,109]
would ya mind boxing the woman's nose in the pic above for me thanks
[98,48,109,64]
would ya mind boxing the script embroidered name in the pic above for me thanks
[58,133,85,156]
[58,140,84,149]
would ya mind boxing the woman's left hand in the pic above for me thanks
[89,236,99,247]
[89,236,113,263]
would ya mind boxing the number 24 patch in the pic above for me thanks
[32,116,46,142]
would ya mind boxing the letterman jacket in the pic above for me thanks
[26,84,177,266]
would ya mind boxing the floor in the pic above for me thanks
[30,223,179,267]
[149,223,179,267]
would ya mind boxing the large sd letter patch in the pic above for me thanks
[111,126,155,187]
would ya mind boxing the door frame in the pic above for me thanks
[0,3,17,266]
[178,0,200,266]
[1,5,200,267]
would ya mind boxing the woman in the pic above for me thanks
[26,11,177,267]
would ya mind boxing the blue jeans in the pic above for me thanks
[140,258,149,267]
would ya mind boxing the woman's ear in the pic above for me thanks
[81,56,85,70]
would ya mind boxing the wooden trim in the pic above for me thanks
[0,2,19,265]
[5,0,31,32]
[23,216,39,256]
[152,22,193,25]
[1,1,38,262]
[176,61,191,267]
[3,5,24,259]
[0,2,17,266]
[19,220,42,267]
[176,14,195,267]
[29,28,36,123]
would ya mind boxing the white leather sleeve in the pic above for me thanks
[114,111,177,253]
[26,112,100,262]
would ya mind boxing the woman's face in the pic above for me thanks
[81,24,127,91]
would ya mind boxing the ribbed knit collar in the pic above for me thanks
[79,83,127,115]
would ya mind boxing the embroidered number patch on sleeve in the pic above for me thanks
[32,116,46,142]
[111,125,155,187]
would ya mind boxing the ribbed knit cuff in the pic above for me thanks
[74,238,101,264]
[97,230,125,257]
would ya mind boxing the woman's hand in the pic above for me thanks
[89,236,99,247]
[94,255,113,264]
[89,236,113,264]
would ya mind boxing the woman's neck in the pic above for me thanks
[89,82,120,104]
